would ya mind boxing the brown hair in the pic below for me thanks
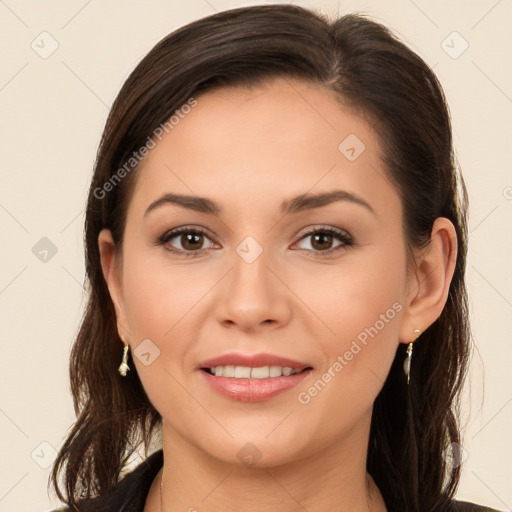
[51,5,470,511]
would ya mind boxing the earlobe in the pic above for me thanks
[98,229,129,338]
[399,217,458,344]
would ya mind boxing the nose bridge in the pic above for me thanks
[217,234,290,329]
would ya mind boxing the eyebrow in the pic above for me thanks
[144,189,376,217]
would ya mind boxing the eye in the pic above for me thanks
[156,225,353,258]
[157,226,216,257]
[294,226,353,256]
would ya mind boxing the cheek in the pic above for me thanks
[300,242,406,342]
[121,243,203,339]
[123,265,170,338]
[120,244,222,391]
[299,243,407,399]
[120,252,202,410]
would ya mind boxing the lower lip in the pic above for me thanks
[199,369,312,402]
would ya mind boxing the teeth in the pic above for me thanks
[251,366,270,379]
[234,366,251,378]
[223,365,235,378]
[208,365,303,378]
[269,365,282,377]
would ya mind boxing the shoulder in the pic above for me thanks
[50,449,164,512]
[451,499,505,512]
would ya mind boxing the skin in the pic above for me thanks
[99,78,457,511]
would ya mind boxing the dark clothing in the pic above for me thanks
[51,449,503,511]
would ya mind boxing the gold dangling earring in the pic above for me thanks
[404,329,421,385]
[118,335,130,377]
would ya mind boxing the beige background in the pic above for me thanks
[1,0,511,511]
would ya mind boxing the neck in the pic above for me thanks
[153,418,386,512]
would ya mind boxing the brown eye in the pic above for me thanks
[310,232,335,251]
[294,226,353,256]
[158,227,216,256]
[179,232,205,250]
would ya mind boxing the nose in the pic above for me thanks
[215,243,292,332]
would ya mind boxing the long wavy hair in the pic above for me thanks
[50,5,470,511]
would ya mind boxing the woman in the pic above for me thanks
[50,4,502,512]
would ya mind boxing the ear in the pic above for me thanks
[399,217,458,344]
[98,229,130,339]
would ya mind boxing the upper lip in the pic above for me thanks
[199,353,312,370]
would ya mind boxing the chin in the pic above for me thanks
[182,420,316,468]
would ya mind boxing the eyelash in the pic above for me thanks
[156,225,354,258]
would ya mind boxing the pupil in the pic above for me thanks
[183,233,202,250]
[313,233,332,250]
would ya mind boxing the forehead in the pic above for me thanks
[129,78,400,222]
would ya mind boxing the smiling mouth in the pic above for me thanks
[201,365,312,379]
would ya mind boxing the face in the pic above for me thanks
[102,78,415,467]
